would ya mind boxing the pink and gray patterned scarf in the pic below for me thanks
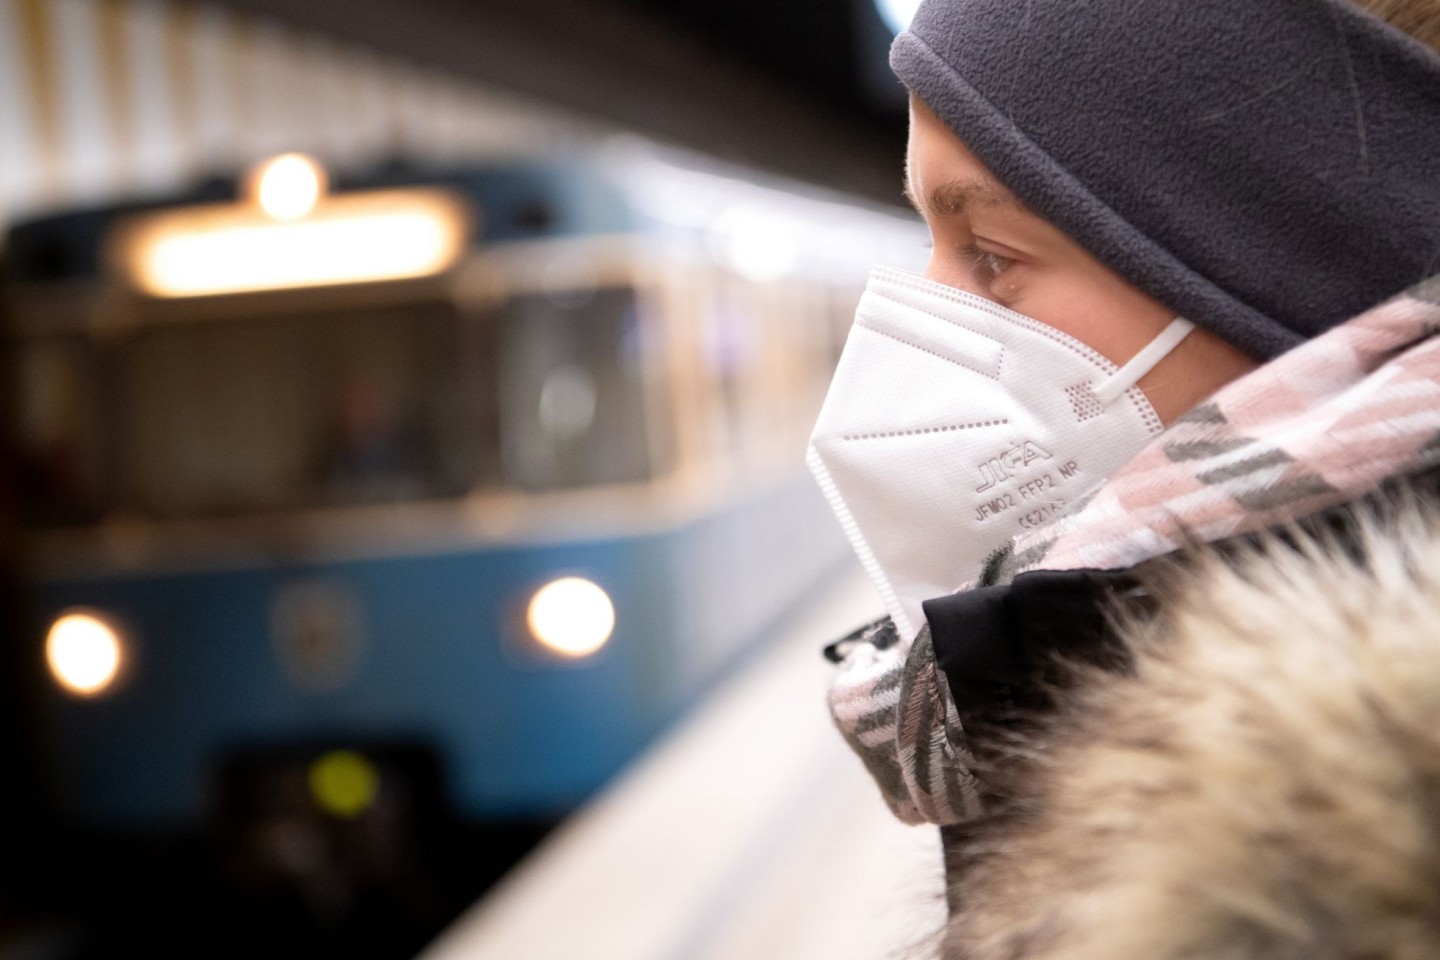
[828,276,1440,826]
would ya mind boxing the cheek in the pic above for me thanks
[989,272,1022,303]
[1013,273,1173,367]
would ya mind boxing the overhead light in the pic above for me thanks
[46,611,125,697]
[250,153,328,221]
[715,205,798,281]
[526,577,615,658]
[117,188,470,297]
[875,0,922,33]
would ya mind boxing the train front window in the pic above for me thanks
[496,286,659,491]
[9,282,663,525]
[115,302,489,516]
[9,338,106,526]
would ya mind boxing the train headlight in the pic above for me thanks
[526,577,615,658]
[46,611,125,697]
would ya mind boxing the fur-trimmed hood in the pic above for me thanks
[942,500,1440,959]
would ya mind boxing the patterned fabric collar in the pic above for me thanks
[827,275,1440,827]
[1010,275,1440,576]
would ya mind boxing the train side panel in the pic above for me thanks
[27,474,851,827]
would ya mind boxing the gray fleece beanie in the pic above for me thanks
[891,0,1440,359]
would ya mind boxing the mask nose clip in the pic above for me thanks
[1092,318,1196,405]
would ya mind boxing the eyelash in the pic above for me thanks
[961,242,1013,281]
[918,239,1016,289]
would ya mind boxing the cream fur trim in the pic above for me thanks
[945,500,1440,959]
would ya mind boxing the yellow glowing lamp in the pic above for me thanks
[46,611,125,697]
[114,155,470,298]
[249,153,328,221]
[309,750,380,819]
[526,577,615,658]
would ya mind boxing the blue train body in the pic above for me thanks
[4,147,917,835]
[28,475,849,827]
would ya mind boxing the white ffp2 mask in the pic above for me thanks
[807,266,1193,641]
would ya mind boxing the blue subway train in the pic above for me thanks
[2,145,923,835]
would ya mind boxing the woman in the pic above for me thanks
[812,1,1440,956]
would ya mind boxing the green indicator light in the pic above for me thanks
[309,749,379,819]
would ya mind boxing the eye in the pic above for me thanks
[961,243,1013,282]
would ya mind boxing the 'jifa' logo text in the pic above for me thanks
[975,441,1052,492]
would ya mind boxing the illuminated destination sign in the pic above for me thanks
[113,154,471,297]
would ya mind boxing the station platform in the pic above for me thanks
[418,569,946,960]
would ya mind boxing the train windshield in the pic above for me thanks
[496,287,656,491]
[118,302,480,517]
[9,286,659,526]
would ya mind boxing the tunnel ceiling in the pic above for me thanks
[216,0,909,207]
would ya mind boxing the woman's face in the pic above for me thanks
[905,97,1257,423]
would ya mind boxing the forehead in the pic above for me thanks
[905,97,1020,214]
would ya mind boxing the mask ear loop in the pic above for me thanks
[1092,318,1196,405]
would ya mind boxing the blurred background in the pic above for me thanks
[0,0,936,956]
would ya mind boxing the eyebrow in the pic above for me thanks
[903,176,1022,217]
